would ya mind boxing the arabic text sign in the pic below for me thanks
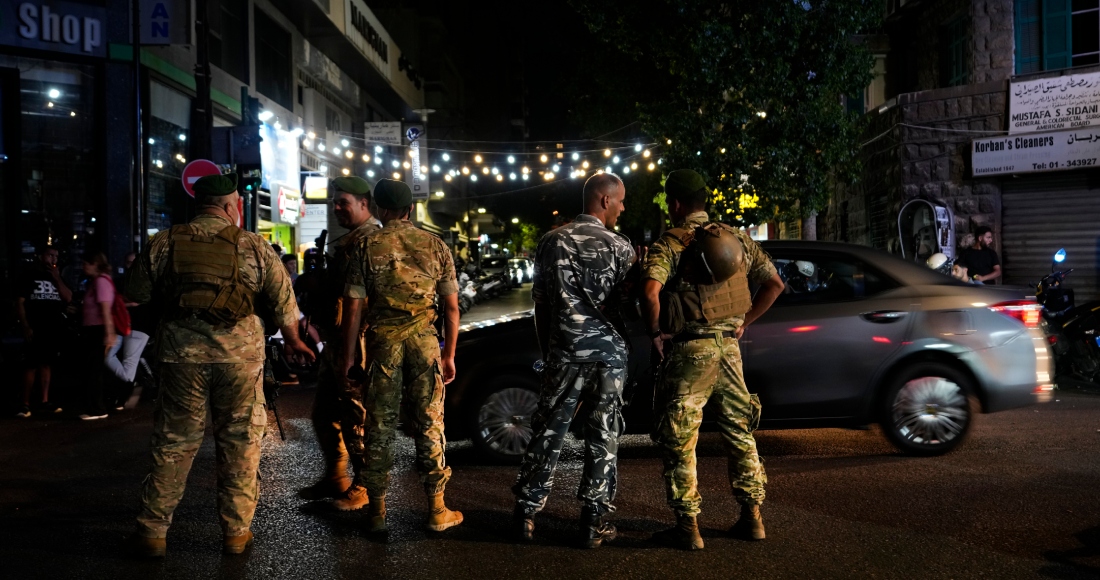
[1010,72,1100,134]
[971,131,1100,177]
[364,122,401,147]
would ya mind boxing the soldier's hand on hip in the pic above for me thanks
[441,356,456,385]
[284,337,317,363]
[735,326,746,340]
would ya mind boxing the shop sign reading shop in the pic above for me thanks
[1010,71,1100,134]
[0,1,106,57]
[970,131,1100,176]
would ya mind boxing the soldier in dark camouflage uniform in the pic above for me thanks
[641,169,785,550]
[512,173,636,548]
[297,176,380,511]
[124,173,315,557]
[341,179,463,535]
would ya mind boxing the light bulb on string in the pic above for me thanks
[318,143,326,152]
[403,161,411,169]
[474,154,483,163]
[666,139,672,145]
[571,153,579,160]
[393,172,401,179]
[648,163,656,171]
[420,165,428,173]
[442,153,450,161]
[374,157,382,164]
[507,155,515,164]
[605,166,612,173]
[491,167,499,175]
[444,174,452,182]
[509,173,516,180]
[521,166,530,174]
[392,160,400,168]
[623,166,631,174]
[522,174,529,181]
[345,150,354,159]
[496,174,503,182]
[461,166,470,175]
[634,144,642,152]
[582,161,590,169]
[432,165,440,173]
[482,167,490,175]
[341,139,350,147]
[367,169,375,177]
[342,168,351,175]
[540,154,548,163]
[470,174,478,182]
[630,162,638,170]
[603,149,611,157]
[612,156,619,163]
[552,165,560,173]
[643,150,651,158]
[333,147,341,154]
[362,154,370,162]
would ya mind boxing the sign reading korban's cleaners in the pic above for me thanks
[1010,71,1100,134]
[971,130,1100,176]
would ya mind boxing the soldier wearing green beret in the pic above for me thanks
[124,172,316,557]
[340,178,463,534]
[298,176,382,511]
[640,169,785,549]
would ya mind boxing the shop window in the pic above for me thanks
[0,56,98,288]
[210,0,249,83]
[148,82,192,236]
[941,15,968,87]
[255,9,292,110]
[1016,0,1100,73]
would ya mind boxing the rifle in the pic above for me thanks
[263,340,286,440]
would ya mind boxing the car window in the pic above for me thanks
[770,254,899,306]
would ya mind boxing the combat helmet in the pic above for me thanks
[692,223,744,284]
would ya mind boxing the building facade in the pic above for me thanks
[824,0,1100,300]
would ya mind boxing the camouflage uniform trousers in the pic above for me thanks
[360,328,451,496]
[513,362,626,516]
[653,335,766,517]
[136,362,266,538]
[311,329,369,481]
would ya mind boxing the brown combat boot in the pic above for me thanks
[297,458,351,500]
[652,514,704,550]
[425,492,463,532]
[128,533,166,559]
[729,503,765,540]
[332,484,370,511]
[366,495,387,534]
[223,530,254,555]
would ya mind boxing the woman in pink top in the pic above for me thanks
[80,251,116,420]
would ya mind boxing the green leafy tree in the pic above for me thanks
[502,222,542,256]
[573,0,879,233]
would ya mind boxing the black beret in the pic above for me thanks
[664,169,708,198]
[331,176,371,197]
[193,173,238,197]
[373,179,413,209]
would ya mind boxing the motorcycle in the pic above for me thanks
[1036,248,1100,386]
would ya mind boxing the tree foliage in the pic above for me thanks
[572,0,879,226]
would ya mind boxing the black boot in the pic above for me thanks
[513,504,535,543]
[652,514,704,550]
[579,507,617,549]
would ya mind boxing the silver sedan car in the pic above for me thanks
[448,241,1052,461]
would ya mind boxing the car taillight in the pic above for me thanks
[989,300,1042,328]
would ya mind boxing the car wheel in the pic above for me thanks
[471,375,540,463]
[879,362,975,456]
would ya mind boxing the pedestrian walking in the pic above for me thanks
[340,179,462,535]
[296,176,380,510]
[13,246,71,417]
[511,172,635,548]
[640,169,785,550]
[78,251,116,421]
[123,173,314,558]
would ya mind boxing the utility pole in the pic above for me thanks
[131,0,144,250]
[191,0,213,161]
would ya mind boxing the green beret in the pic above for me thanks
[193,173,238,197]
[373,179,413,209]
[331,176,371,197]
[665,169,707,198]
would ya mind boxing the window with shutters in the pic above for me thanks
[941,16,969,86]
[1015,0,1100,73]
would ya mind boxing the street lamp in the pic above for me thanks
[511,217,519,224]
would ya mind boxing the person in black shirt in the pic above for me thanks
[958,226,1001,284]
[13,246,72,417]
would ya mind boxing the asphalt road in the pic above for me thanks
[2,382,1099,579]
[459,283,534,327]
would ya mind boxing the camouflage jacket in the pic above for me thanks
[322,220,380,337]
[345,220,458,344]
[126,214,299,363]
[532,214,636,367]
[642,211,777,334]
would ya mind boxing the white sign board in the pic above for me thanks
[1010,71,1100,134]
[971,131,1100,176]
[405,125,429,201]
[364,121,402,147]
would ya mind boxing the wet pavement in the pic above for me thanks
[459,283,534,328]
[2,382,1100,579]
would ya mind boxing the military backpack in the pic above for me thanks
[658,222,753,335]
[164,224,255,327]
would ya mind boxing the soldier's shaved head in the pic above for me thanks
[583,173,626,229]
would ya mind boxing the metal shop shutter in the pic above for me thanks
[1001,173,1100,302]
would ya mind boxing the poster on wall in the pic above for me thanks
[364,122,401,147]
[970,130,1100,176]
[1010,71,1100,134]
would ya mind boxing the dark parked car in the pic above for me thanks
[446,241,1052,462]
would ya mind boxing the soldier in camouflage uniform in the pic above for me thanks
[640,169,785,550]
[340,179,463,535]
[511,173,635,548]
[297,176,380,510]
[124,173,315,558]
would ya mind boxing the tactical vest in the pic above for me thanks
[659,223,753,335]
[164,224,255,327]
